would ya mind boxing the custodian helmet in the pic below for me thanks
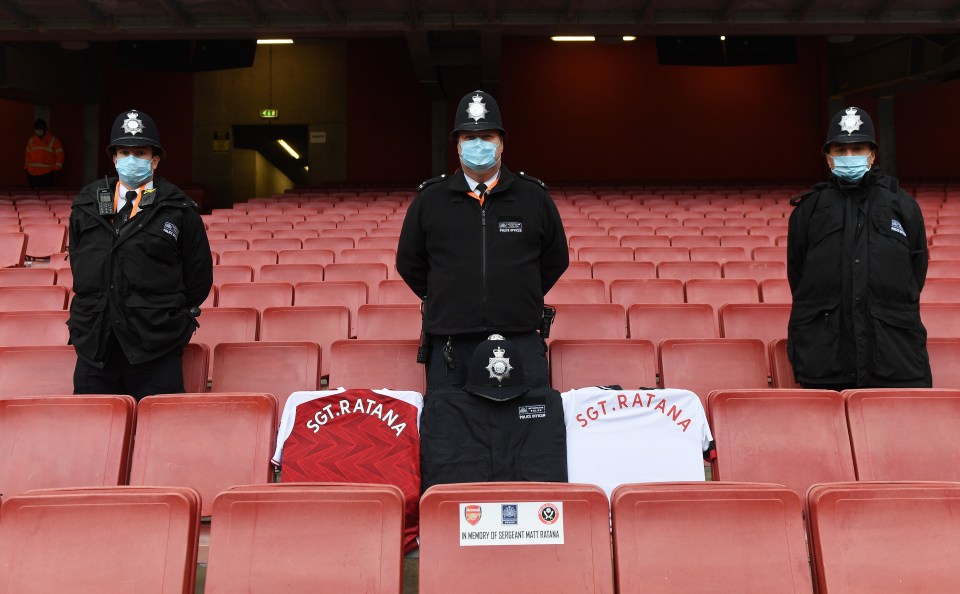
[107,109,164,157]
[450,90,506,139]
[823,106,876,153]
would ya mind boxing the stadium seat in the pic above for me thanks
[719,303,790,347]
[576,246,634,265]
[609,278,684,307]
[0,486,201,594]
[689,246,748,263]
[0,266,54,286]
[806,482,960,594]
[339,248,399,279]
[611,483,812,593]
[0,285,68,311]
[926,259,960,278]
[217,281,294,311]
[619,235,671,248]
[707,389,855,496]
[548,303,627,341]
[0,232,26,268]
[760,277,792,303]
[204,483,405,594]
[920,277,960,303]
[212,263,255,285]
[0,310,70,346]
[627,303,717,344]
[303,236,356,255]
[419,483,614,594]
[211,342,320,412]
[190,307,259,381]
[920,302,960,338]
[0,395,135,498]
[549,339,657,391]
[656,260,722,282]
[129,392,276,520]
[277,248,336,266]
[328,339,424,393]
[722,259,787,282]
[769,337,800,388]
[181,342,209,393]
[357,304,421,340]
[634,246,689,265]
[0,345,76,397]
[250,237,303,252]
[22,223,67,260]
[928,338,960,389]
[558,260,593,280]
[219,249,278,278]
[751,246,787,262]
[324,262,389,303]
[670,235,721,249]
[295,281,368,337]
[570,235,620,251]
[259,263,326,284]
[591,261,656,287]
[659,338,769,406]
[208,238,249,257]
[545,278,607,304]
[377,279,420,304]
[684,278,760,319]
[843,388,960,481]
[260,305,350,379]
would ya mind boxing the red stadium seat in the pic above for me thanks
[708,389,855,497]
[204,484,405,594]
[357,304,421,340]
[217,281,294,311]
[219,249,278,278]
[609,278,684,307]
[843,388,960,481]
[718,303,790,347]
[545,278,607,304]
[685,278,760,313]
[659,338,769,406]
[260,305,350,378]
[549,339,657,391]
[576,246,634,265]
[627,303,717,344]
[190,307,259,381]
[0,310,70,345]
[0,266,55,286]
[558,260,593,280]
[806,482,960,594]
[689,246,748,263]
[926,259,960,278]
[634,246,689,266]
[211,342,320,412]
[920,278,960,302]
[0,345,76,397]
[921,302,960,338]
[612,483,812,593]
[548,304,627,342]
[377,279,420,304]
[0,232,26,268]
[591,261,656,287]
[929,338,960,389]
[722,259,787,282]
[339,248,399,279]
[0,395,135,498]
[258,263,325,285]
[0,285,68,311]
[324,262,389,303]
[22,223,67,260]
[760,277,792,303]
[250,237,304,252]
[769,337,800,388]
[295,281,368,337]
[751,246,787,262]
[212,264,254,285]
[328,339,424,393]
[277,248,335,266]
[656,260,722,282]
[419,483,614,594]
[181,342,209,393]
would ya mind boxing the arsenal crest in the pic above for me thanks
[122,111,144,136]
[839,107,863,135]
[464,504,482,526]
[485,345,513,383]
[466,94,488,122]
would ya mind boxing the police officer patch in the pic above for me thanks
[485,345,513,383]
[839,107,863,135]
[466,94,488,122]
[890,219,906,237]
[122,111,145,136]
[163,221,180,240]
[501,504,518,526]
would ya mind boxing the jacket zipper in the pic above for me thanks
[480,202,487,329]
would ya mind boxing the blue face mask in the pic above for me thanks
[116,155,154,187]
[460,138,499,172]
[831,154,870,183]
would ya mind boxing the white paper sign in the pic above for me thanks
[458,501,564,546]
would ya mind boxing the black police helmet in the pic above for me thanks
[450,90,506,140]
[823,106,877,153]
[33,119,47,131]
[106,109,164,157]
[463,334,530,401]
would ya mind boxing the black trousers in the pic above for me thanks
[424,331,548,394]
[27,172,56,189]
[74,340,184,400]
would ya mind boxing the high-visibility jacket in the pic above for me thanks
[24,133,64,176]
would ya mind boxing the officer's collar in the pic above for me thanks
[462,169,501,194]
[449,167,513,193]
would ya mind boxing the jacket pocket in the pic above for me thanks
[869,303,929,382]
[124,293,189,353]
[67,294,107,354]
[788,301,842,378]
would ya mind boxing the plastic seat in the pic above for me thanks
[920,278,960,302]
[357,304,421,340]
[926,259,960,278]
[129,393,277,519]
[22,223,67,260]
[0,310,70,345]
[928,338,960,388]
[260,306,350,378]
[212,263,254,285]
[708,389,855,496]
[419,483,614,594]
[843,388,960,481]
[670,235,721,249]
[751,245,787,262]
[0,285,68,311]
[204,484,405,594]
[0,345,76,397]
[806,482,960,594]
[591,261,656,287]
[719,303,790,347]
[339,248,399,279]
[544,278,607,304]
[377,279,420,304]
[190,307,259,381]
[612,483,812,593]
[217,281,294,311]
[295,281,368,337]
[609,278,684,307]
[659,338,769,406]
[0,267,55,286]
[685,278,760,313]
[921,302,960,338]
[689,246,748,263]
[548,303,627,341]
[570,235,620,251]
[760,277,792,303]
[303,236,356,255]
[0,486,201,594]
[627,303,717,345]
[549,338,657,391]
[277,248,335,266]
[250,237,303,252]
[219,249,278,278]
[656,260,722,282]
[619,235,671,248]
[722,259,787,282]
[357,235,401,249]
[211,342,320,412]
[929,245,960,260]
[768,337,800,388]
[0,395,135,498]
[576,246,634,265]
[259,263,325,284]
[324,262,388,303]
[634,246,689,265]
[0,232,26,268]
[328,339,424,393]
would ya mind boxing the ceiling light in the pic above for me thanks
[622,36,636,42]
[720,35,726,41]
[551,36,596,42]
[278,139,300,160]
[257,39,294,45]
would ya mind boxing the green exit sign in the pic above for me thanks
[259,108,279,119]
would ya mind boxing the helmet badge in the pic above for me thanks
[839,107,863,136]
[485,345,513,383]
[466,94,488,122]
[121,111,144,136]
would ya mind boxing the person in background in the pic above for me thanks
[24,118,64,188]
[787,106,930,390]
[397,90,569,393]
[68,109,213,400]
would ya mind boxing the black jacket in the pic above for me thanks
[68,176,213,368]
[396,168,569,335]
[786,170,931,387]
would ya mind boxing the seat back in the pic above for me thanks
[204,484,405,594]
[659,338,769,406]
[260,305,350,378]
[211,263,254,285]
[549,304,627,341]
[22,223,67,259]
[377,279,420,304]
[324,262,389,302]
[328,339,424,393]
[708,389,856,496]
[722,259,787,282]
[612,483,812,593]
[0,486,201,594]
[807,482,960,594]
[0,285,68,311]
[549,339,657,391]
[211,341,320,412]
[0,232,26,268]
[655,260,722,282]
[719,303,790,347]
[0,266,54,286]
[843,388,960,481]
[0,345,76,397]
[591,261,656,287]
[0,395,135,498]
[295,281,368,337]
[217,281,294,311]
[627,303,717,344]
[357,304,421,340]
[181,342,209,393]
[419,483,614,594]
[609,278,684,307]
[929,338,960,388]
[190,307,259,381]
[769,337,800,388]
[545,278,607,304]
[0,310,70,345]
[921,302,960,338]
[258,263,326,284]
[129,393,277,517]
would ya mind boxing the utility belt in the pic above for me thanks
[417,305,556,366]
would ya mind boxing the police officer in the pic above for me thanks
[68,109,213,399]
[396,90,569,393]
[787,106,931,390]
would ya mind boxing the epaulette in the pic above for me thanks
[517,171,547,190]
[416,174,446,192]
[789,182,829,206]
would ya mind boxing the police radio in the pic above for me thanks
[96,187,115,217]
